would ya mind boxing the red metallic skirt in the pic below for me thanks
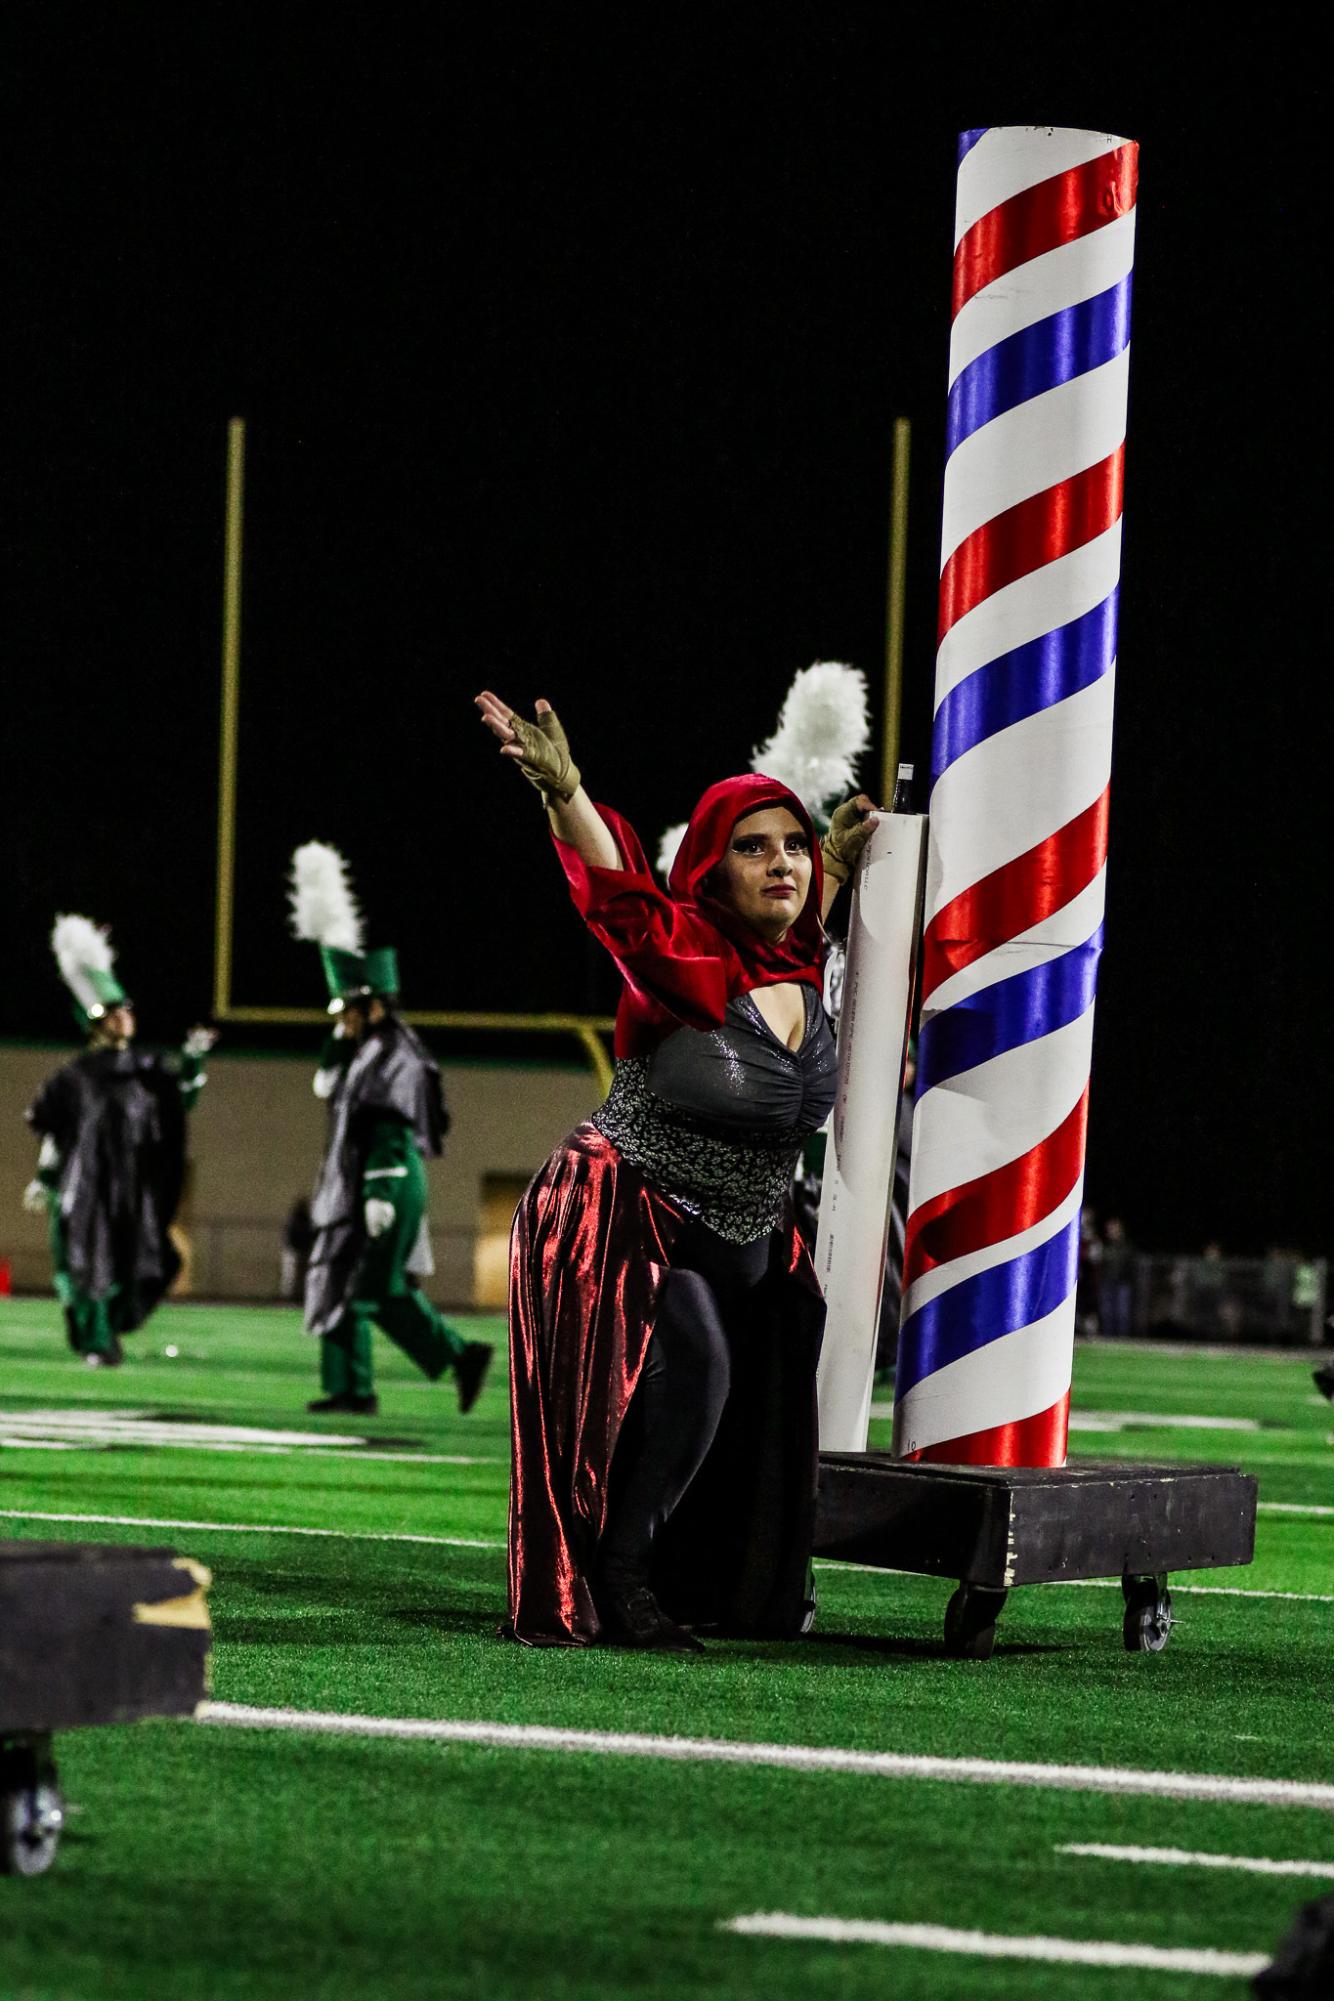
[507,1123,825,1646]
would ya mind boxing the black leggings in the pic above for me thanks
[597,1224,772,1594]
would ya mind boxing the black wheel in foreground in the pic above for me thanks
[943,1583,1008,1660]
[0,1737,65,1877]
[1122,1573,1173,1653]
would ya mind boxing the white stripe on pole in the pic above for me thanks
[893,1297,1077,1459]
[925,869,1108,1016]
[901,1178,1086,1324]
[925,666,1116,919]
[935,523,1124,701]
[950,215,1138,383]
[907,1011,1095,1210]
[941,350,1132,557]
[953,128,1129,244]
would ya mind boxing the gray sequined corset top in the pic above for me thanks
[592,989,838,1243]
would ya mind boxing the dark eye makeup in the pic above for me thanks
[731,834,810,856]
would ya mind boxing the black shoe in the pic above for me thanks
[455,1341,493,1415]
[596,1582,705,1653]
[1314,1362,1334,1405]
[307,1392,379,1415]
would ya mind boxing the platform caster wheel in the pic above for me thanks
[0,1738,64,1876]
[1122,1573,1173,1653]
[943,1584,1007,1660]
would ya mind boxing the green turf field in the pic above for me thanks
[1,1295,1330,1999]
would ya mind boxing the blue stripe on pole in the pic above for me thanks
[895,1213,1081,1398]
[915,928,1104,1098]
[946,274,1133,457]
[932,589,1119,779]
[957,128,990,163]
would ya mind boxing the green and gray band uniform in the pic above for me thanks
[304,1014,466,1397]
[26,1046,192,1354]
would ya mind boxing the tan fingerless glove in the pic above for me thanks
[508,706,582,804]
[820,796,875,885]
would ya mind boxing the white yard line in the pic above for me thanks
[870,1403,1269,1429]
[0,1410,365,1447]
[5,1505,1318,1591]
[1091,1340,1320,1363]
[1258,1501,1333,1518]
[306,1449,501,1468]
[0,1436,498,1467]
[0,1508,501,1549]
[1071,1411,1262,1432]
[1056,1842,1334,1880]
[812,1561,1333,1605]
[197,1702,1334,1811]
[1061,1578,1332,1604]
[720,1914,1267,1976]
[0,1440,83,1451]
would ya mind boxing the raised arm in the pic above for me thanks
[475,691,622,873]
[178,1025,219,1111]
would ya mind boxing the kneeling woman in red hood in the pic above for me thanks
[476,691,874,1649]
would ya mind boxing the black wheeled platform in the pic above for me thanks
[814,1455,1258,1660]
[0,1541,212,1875]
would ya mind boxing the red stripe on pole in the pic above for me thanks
[922,789,1110,1000]
[938,447,1125,645]
[904,1389,1071,1468]
[902,1088,1090,1291]
[952,143,1138,319]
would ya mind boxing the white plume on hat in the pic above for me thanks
[656,822,688,880]
[289,842,364,950]
[656,660,871,881]
[750,660,870,818]
[50,914,116,1016]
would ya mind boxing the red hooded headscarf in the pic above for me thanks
[555,773,826,1060]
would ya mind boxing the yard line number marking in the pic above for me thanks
[1056,1842,1334,1880]
[720,1914,1267,1977]
[198,1702,1334,1812]
[0,1410,499,1467]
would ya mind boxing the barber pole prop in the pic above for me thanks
[815,129,1258,1657]
[815,810,926,1451]
[892,127,1138,1468]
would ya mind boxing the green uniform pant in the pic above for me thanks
[48,1206,120,1358]
[319,1155,467,1398]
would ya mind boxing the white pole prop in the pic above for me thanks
[815,813,926,1451]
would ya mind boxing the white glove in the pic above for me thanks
[22,1180,49,1215]
[183,1025,219,1058]
[364,1197,395,1239]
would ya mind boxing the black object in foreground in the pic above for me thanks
[814,1456,1258,1660]
[1253,1891,1334,1997]
[0,1541,212,1875]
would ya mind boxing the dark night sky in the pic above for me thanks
[2,10,1326,1254]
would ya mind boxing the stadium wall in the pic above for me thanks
[0,1045,600,1309]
